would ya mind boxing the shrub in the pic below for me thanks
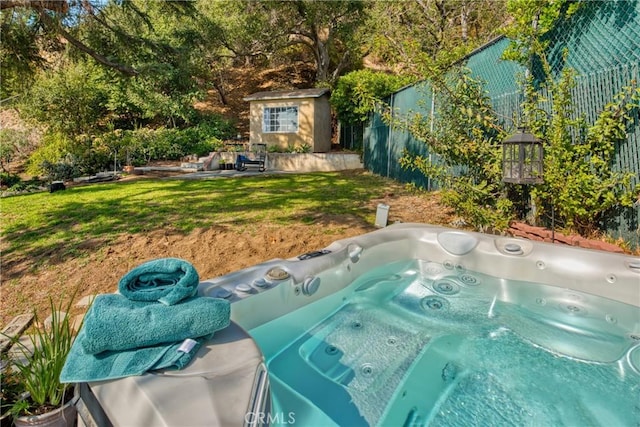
[191,114,236,141]
[0,172,21,188]
[26,132,80,179]
[524,67,640,235]
[121,118,233,165]
[23,111,235,175]
[177,115,235,156]
[401,61,639,237]
[0,127,42,167]
[40,159,82,181]
[293,143,312,153]
[17,62,108,137]
[400,69,512,232]
[0,132,17,171]
[331,70,416,125]
[267,145,283,153]
[8,177,46,193]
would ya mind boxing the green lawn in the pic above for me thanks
[1,171,404,266]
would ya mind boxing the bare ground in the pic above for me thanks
[2,61,634,326]
[0,173,455,326]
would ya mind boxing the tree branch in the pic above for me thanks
[289,28,316,42]
[1,0,67,13]
[81,0,139,46]
[288,33,316,49]
[37,10,138,76]
[331,50,351,83]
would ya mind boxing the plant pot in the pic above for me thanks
[14,399,76,427]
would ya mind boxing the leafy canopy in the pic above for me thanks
[331,70,416,125]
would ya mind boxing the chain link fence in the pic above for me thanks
[363,0,639,246]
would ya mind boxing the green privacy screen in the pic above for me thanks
[362,0,639,246]
[364,82,434,190]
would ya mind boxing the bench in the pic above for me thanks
[235,143,266,172]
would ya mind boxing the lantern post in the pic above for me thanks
[502,127,553,241]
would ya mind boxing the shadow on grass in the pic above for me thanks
[1,171,392,276]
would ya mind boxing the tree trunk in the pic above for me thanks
[460,4,469,42]
[214,80,228,105]
[315,39,331,83]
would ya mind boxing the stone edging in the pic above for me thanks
[508,222,625,253]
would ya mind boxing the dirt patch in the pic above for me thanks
[194,63,316,135]
[3,172,632,327]
[0,178,456,325]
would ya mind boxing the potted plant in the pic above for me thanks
[7,297,78,427]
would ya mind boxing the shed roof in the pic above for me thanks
[243,88,329,102]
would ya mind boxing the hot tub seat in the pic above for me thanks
[77,321,267,427]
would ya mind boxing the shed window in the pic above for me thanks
[263,106,299,133]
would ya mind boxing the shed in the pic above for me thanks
[243,88,331,153]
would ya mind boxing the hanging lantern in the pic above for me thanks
[502,128,544,184]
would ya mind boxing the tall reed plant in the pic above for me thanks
[9,295,76,416]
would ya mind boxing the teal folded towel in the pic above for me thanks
[60,328,204,383]
[118,258,199,305]
[60,259,231,383]
[81,294,230,354]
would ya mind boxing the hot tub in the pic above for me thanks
[79,223,640,426]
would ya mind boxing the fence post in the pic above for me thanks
[386,94,394,178]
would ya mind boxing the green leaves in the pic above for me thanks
[264,0,367,85]
[401,55,637,239]
[18,62,108,137]
[8,295,76,415]
[526,67,640,235]
[331,70,416,125]
[401,68,510,231]
[364,0,507,77]
[502,0,582,65]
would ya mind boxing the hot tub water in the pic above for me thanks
[250,259,640,426]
